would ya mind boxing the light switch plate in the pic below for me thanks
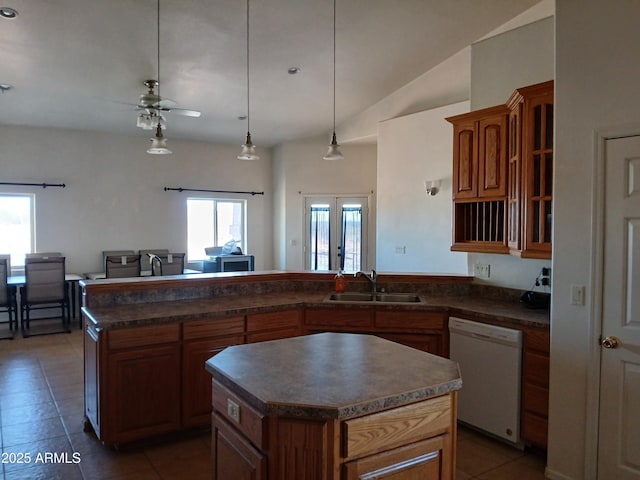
[571,285,585,305]
[474,263,490,278]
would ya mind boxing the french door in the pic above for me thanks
[304,196,368,273]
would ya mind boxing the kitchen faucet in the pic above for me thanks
[355,269,377,295]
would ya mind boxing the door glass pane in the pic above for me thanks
[340,205,362,272]
[534,105,542,150]
[545,153,553,196]
[216,201,244,248]
[309,205,331,270]
[534,154,541,196]
[545,104,554,149]
[187,199,214,261]
[533,201,540,242]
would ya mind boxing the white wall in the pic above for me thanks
[548,2,640,479]
[0,125,273,274]
[273,136,377,271]
[468,15,554,290]
[376,102,468,274]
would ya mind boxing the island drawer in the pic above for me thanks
[212,380,266,449]
[342,394,451,460]
[107,323,180,350]
[183,315,244,340]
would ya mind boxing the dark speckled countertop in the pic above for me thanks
[82,291,549,330]
[205,332,462,419]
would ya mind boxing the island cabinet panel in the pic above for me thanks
[213,413,266,480]
[83,322,101,437]
[183,316,245,428]
[105,343,181,444]
[246,308,302,343]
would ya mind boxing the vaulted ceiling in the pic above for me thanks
[0,0,541,147]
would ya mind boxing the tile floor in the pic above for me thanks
[0,326,548,480]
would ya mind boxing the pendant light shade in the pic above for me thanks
[147,122,172,155]
[323,0,344,161]
[147,0,172,155]
[238,0,259,160]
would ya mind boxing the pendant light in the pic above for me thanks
[147,0,172,155]
[238,0,259,160]
[323,0,344,161]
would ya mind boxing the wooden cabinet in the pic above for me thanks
[304,307,448,357]
[448,81,554,258]
[508,80,554,258]
[104,323,182,445]
[521,326,550,448]
[211,377,457,480]
[246,308,302,343]
[448,105,510,253]
[182,316,244,428]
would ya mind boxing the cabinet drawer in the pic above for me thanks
[305,308,373,328]
[523,383,549,417]
[108,323,180,350]
[524,351,550,386]
[374,310,445,330]
[212,380,266,449]
[246,309,300,333]
[343,394,451,460]
[525,328,550,353]
[183,315,244,340]
[522,412,548,448]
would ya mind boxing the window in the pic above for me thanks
[0,194,35,270]
[186,198,246,261]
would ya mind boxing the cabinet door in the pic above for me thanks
[183,335,244,428]
[84,322,100,435]
[521,86,553,258]
[343,435,448,480]
[213,414,266,480]
[105,343,181,445]
[377,332,445,358]
[452,119,478,199]
[477,113,508,198]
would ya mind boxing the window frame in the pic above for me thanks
[186,197,247,262]
[0,192,36,270]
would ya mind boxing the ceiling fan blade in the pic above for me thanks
[157,98,178,109]
[166,107,202,118]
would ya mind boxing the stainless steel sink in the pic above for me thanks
[375,293,422,303]
[325,292,422,303]
[327,292,375,302]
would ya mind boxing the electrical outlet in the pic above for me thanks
[395,246,406,254]
[474,263,490,278]
[571,285,585,305]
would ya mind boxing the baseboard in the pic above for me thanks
[544,466,576,480]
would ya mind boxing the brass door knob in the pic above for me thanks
[601,336,620,349]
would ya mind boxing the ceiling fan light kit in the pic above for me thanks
[147,123,172,155]
[322,0,344,161]
[237,0,259,161]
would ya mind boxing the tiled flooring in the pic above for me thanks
[0,326,547,480]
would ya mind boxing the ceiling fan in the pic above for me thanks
[137,79,201,117]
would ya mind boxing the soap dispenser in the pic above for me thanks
[334,270,345,293]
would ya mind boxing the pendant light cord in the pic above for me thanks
[156,0,161,101]
[246,0,251,134]
[331,0,336,134]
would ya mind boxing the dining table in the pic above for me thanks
[8,273,84,328]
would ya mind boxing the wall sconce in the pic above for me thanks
[424,179,441,196]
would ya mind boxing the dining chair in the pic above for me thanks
[105,254,141,278]
[20,256,70,335]
[150,253,185,276]
[0,258,18,332]
[26,252,62,259]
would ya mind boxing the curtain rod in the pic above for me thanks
[164,187,264,196]
[0,182,66,188]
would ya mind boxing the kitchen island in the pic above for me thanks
[205,332,462,480]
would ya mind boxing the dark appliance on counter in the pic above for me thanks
[202,246,255,273]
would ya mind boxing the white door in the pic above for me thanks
[598,135,640,479]
[304,196,368,272]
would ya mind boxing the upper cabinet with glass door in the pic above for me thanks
[507,80,554,259]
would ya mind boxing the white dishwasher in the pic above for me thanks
[449,317,523,446]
